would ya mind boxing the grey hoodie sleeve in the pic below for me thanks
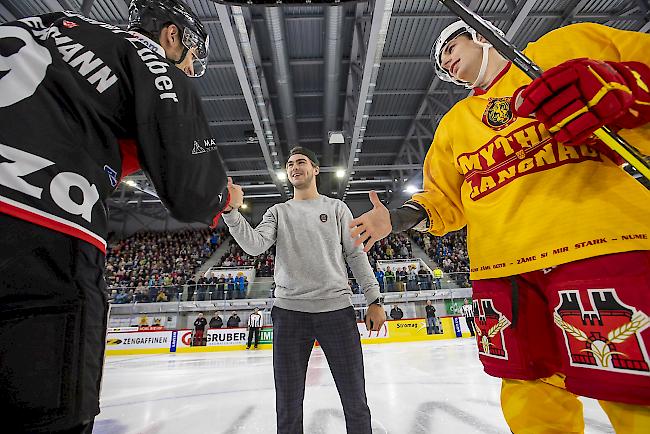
[222,207,277,256]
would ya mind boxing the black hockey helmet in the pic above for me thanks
[128,0,209,77]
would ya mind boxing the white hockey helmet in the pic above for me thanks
[430,20,504,89]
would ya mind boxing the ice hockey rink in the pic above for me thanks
[93,339,614,434]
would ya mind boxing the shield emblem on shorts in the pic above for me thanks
[474,299,511,360]
[320,214,328,222]
[554,289,650,375]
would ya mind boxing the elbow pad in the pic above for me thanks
[389,201,429,233]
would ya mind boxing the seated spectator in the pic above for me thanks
[349,279,361,295]
[114,290,128,304]
[385,266,396,292]
[208,275,217,300]
[155,288,168,302]
[193,313,208,346]
[235,274,246,299]
[209,312,223,329]
[227,311,241,328]
[196,276,208,301]
[374,267,385,293]
[186,277,196,302]
[396,267,407,292]
[216,274,226,300]
[226,274,235,300]
[433,267,443,290]
[418,268,432,290]
[389,305,404,320]
[242,276,249,297]
[406,267,418,291]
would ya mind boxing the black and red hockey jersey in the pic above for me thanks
[0,11,229,253]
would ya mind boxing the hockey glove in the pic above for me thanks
[512,58,650,146]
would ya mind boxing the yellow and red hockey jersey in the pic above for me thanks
[411,23,650,280]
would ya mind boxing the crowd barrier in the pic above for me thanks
[105,316,474,356]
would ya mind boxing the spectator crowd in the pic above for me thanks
[218,240,275,277]
[410,229,470,287]
[105,227,227,303]
[103,223,470,306]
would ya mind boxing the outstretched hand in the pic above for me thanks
[349,191,392,253]
[226,177,244,211]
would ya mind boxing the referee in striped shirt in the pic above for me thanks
[247,307,263,349]
[461,298,475,337]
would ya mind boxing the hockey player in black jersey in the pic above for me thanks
[0,1,230,432]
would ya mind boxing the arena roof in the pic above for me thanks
[1,0,648,217]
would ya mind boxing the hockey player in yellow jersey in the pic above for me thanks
[350,20,650,433]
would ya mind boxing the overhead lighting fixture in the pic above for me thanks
[125,180,136,187]
[328,131,345,145]
[276,171,287,181]
[404,185,420,194]
[335,169,346,178]
[241,203,248,209]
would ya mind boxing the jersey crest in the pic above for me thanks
[482,97,516,130]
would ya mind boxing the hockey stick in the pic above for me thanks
[439,0,650,183]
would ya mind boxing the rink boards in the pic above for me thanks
[105,316,473,356]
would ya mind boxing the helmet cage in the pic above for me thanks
[181,27,209,77]
[128,0,209,78]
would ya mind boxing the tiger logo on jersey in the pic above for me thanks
[554,289,650,375]
[482,97,516,131]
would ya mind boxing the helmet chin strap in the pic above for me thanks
[169,45,190,66]
[468,43,491,89]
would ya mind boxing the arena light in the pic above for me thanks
[125,180,136,187]
[328,131,345,145]
[403,185,421,194]
[276,171,287,181]
[335,169,346,178]
[241,203,248,209]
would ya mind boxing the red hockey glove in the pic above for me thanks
[512,58,650,146]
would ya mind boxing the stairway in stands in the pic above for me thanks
[194,235,232,279]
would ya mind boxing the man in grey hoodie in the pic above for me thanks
[223,147,385,434]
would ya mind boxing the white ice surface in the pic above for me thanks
[94,339,614,434]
